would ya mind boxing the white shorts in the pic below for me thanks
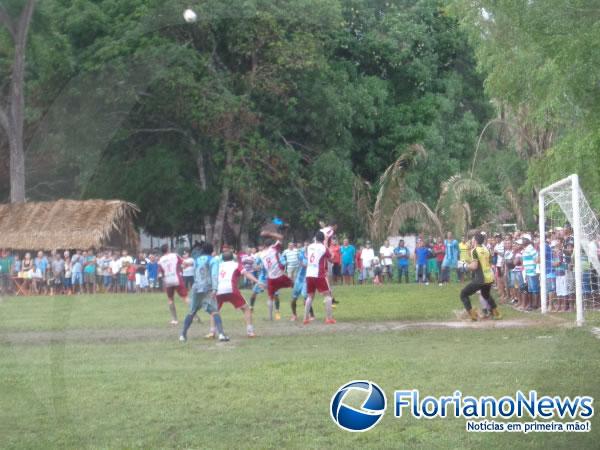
[135,273,148,288]
[556,275,568,297]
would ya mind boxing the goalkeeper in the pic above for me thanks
[459,233,502,321]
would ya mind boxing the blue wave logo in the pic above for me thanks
[330,380,387,432]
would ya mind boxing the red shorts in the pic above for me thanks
[165,284,188,299]
[267,275,293,298]
[216,292,247,310]
[306,276,330,295]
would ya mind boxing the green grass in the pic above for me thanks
[1,284,599,449]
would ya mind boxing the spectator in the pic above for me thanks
[441,232,459,285]
[372,256,382,285]
[329,238,342,285]
[71,250,84,294]
[136,252,148,293]
[83,250,97,294]
[393,239,410,283]
[127,261,136,293]
[340,238,356,285]
[147,254,159,291]
[360,241,375,282]
[119,250,133,293]
[110,253,121,293]
[379,240,394,283]
[64,253,72,295]
[433,238,446,285]
[0,249,12,294]
[13,253,21,276]
[415,239,430,284]
[98,251,111,293]
[356,245,364,284]
[458,236,470,282]
[33,251,48,294]
[50,252,64,296]
[282,242,300,281]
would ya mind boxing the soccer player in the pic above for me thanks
[393,239,410,283]
[319,220,338,247]
[248,246,282,319]
[290,241,314,321]
[180,243,229,342]
[259,229,294,320]
[158,244,189,325]
[459,232,501,321]
[215,251,263,338]
[304,231,336,325]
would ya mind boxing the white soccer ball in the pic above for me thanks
[183,9,197,23]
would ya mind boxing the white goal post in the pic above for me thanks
[539,174,600,326]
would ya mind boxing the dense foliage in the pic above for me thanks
[1,0,494,243]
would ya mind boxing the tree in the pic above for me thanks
[0,0,36,203]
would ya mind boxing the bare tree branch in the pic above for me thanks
[0,6,15,39]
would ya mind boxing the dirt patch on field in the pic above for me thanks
[0,318,568,346]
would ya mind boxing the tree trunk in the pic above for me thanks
[0,0,36,203]
[195,149,214,243]
[212,144,232,250]
[239,203,254,249]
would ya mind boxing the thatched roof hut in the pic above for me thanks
[0,199,139,251]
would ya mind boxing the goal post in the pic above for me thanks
[539,174,600,326]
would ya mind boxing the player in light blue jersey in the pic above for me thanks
[180,243,229,342]
[290,241,314,321]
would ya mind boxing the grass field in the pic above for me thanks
[1,283,599,449]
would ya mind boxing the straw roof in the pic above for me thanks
[0,199,140,251]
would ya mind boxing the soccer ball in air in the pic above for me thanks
[183,9,197,23]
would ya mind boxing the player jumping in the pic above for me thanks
[260,229,294,320]
[304,231,336,325]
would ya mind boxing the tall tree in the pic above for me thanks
[0,0,36,203]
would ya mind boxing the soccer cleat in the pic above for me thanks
[491,308,502,320]
[468,309,478,321]
[247,331,257,338]
[179,335,186,342]
[303,319,311,325]
[204,332,216,339]
[332,298,339,305]
[218,333,230,342]
[170,320,179,325]
[309,316,316,322]
[290,314,297,321]
[325,318,337,324]
[275,312,281,321]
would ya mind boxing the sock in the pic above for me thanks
[310,306,314,317]
[246,323,254,334]
[291,298,297,316]
[268,300,274,320]
[275,295,280,311]
[213,314,225,335]
[304,296,313,321]
[325,295,333,319]
[181,314,194,337]
[169,302,177,321]
[250,294,256,308]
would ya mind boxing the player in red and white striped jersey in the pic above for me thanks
[304,231,336,325]
[158,244,189,325]
[260,229,294,320]
[216,252,264,338]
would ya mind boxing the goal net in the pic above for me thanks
[539,174,600,325]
